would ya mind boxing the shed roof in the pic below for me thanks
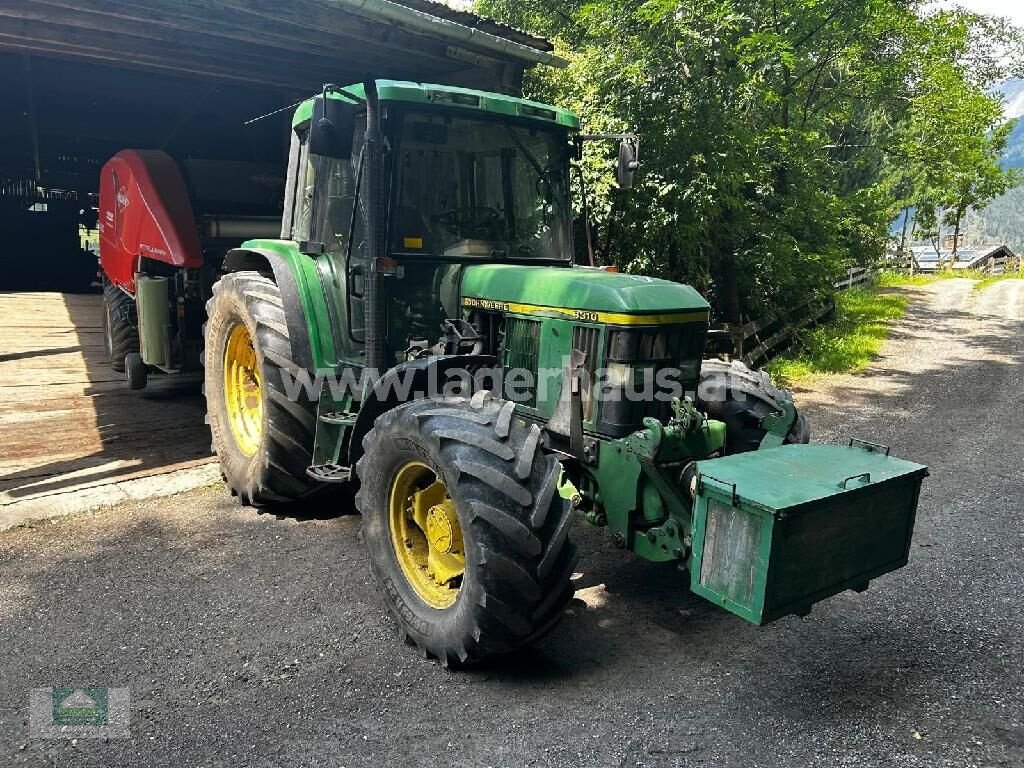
[386,0,553,52]
[0,0,559,93]
[0,0,560,195]
[910,244,1016,270]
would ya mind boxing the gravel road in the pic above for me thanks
[1,278,1022,767]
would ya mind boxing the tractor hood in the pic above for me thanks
[460,264,710,322]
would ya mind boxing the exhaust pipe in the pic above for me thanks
[363,79,388,374]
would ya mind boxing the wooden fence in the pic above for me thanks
[707,267,878,368]
[889,250,1020,275]
[994,255,1022,275]
[836,265,876,289]
[891,252,920,274]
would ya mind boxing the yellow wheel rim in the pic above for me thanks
[388,461,465,609]
[223,323,263,457]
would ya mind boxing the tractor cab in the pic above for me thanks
[386,108,573,263]
[283,81,585,365]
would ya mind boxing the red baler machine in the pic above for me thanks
[98,150,282,389]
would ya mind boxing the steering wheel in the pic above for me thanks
[432,206,503,238]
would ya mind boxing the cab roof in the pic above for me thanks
[292,80,580,131]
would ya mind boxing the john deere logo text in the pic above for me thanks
[462,297,510,312]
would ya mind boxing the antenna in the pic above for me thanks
[244,84,364,126]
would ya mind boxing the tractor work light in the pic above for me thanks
[517,104,558,121]
[427,90,481,107]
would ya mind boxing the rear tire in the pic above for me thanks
[204,271,320,505]
[697,359,810,453]
[356,394,577,666]
[102,279,138,374]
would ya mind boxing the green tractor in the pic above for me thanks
[204,80,927,665]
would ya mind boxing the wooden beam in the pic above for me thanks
[22,0,353,58]
[181,0,465,62]
[2,51,292,106]
[0,35,331,91]
[0,9,376,83]
[16,0,470,83]
[0,35,462,97]
[206,0,497,82]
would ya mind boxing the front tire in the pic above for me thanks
[697,359,810,453]
[204,271,320,505]
[356,394,577,666]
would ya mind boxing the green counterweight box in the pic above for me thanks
[690,443,928,624]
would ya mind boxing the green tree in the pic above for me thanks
[891,10,1022,262]
[479,0,1021,316]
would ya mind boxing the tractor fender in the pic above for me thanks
[223,247,315,372]
[349,354,498,466]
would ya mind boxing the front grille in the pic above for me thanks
[606,325,704,368]
[502,317,541,408]
[598,323,708,437]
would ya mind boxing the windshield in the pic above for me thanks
[390,113,571,261]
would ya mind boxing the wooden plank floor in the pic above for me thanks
[0,292,214,507]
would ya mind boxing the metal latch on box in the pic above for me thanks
[848,437,891,456]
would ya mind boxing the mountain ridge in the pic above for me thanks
[957,78,1024,252]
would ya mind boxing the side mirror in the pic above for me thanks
[309,95,356,159]
[616,138,640,190]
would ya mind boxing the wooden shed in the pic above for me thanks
[0,0,558,289]
[0,1,558,517]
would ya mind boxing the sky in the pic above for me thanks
[932,0,1024,25]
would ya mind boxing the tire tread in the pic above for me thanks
[204,271,320,505]
[356,396,575,666]
[102,279,138,373]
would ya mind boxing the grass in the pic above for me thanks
[764,265,1023,386]
[878,267,1024,291]
[972,270,1024,291]
[765,286,909,386]
[876,271,936,287]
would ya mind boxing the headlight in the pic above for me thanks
[603,362,633,388]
